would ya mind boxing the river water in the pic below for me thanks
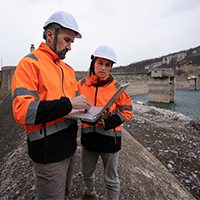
[131,88,200,119]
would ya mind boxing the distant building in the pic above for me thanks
[30,44,35,52]
[148,68,175,103]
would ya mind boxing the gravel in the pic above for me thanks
[123,103,200,199]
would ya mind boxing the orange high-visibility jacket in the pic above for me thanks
[77,75,133,153]
[11,42,78,163]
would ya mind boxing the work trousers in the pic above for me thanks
[81,147,120,200]
[33,153,75,200]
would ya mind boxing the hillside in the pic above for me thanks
[112,45,200,75]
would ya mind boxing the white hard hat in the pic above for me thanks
[92,45,117,63]
[43,11,82,38]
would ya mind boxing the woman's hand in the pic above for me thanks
[98,107,112,120]
[97,107,112,128]
[98,119,105,128]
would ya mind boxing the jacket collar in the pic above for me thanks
[39,42,59,61]
[88,73,111,84]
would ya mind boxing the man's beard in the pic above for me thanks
[57,48,68,60]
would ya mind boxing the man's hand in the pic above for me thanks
[69,95,91,112]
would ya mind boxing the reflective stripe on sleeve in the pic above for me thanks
[112,105,133,122]
[25,101,40,125]
[120,105,133,111]
[25,54,38,61]
[12,87,39,102]
[116,112,126,122]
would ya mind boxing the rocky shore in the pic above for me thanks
[123,103,200,199]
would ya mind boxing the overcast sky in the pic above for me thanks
[0,0,200,71]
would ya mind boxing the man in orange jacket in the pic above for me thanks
[11,11,91,199]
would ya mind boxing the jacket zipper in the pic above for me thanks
[54,60,66,96]
[94,77,99,106]
[113,128,117,145]
[94,78,117,149]
[94,78,99,132]
[40,123,49,163]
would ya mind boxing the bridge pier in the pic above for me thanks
[148,68,175,103]
[188,75,200,90]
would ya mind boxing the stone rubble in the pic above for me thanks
[124,103,200,199]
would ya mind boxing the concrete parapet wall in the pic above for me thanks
[75,71,89,81]
[75,72,149,96]
[0,71,2,82]
[0,66,16,100]
[0,71,2,92]
[112,73,149,96]
[176,76,189,88]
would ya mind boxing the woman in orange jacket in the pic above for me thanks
[77,45,133,200]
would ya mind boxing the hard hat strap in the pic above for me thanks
[53,25,59,53]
